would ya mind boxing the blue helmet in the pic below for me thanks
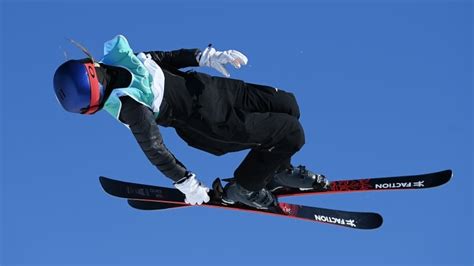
[53,59,105,114]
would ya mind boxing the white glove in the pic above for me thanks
[174,172,210,205]
[198,45,248,77]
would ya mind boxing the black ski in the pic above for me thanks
[99,177,383,229]
[273,169,452,197]
[127,169,452,211]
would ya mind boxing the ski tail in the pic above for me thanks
[99,176,186,201]
[128,200,185,211]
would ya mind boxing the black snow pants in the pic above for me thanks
[157,71,304,191]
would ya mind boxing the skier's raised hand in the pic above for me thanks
[174,172,210,205]
[198,45,248,77]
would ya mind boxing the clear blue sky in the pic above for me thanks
[1,1,472,265]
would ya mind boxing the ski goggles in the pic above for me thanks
[81,61,104,115]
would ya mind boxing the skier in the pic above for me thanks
[53,35,329,209]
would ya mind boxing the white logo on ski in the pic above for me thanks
[314,215,357,227]
[412,181,425,187]
[375,180,425,189]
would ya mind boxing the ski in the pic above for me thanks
[99,177,383,229]
[121,169,452,211]
[127,199,382,229]
[271,169,452,197]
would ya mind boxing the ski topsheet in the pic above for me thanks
[99,176,383,229]
[272,169,452,197]
[128,199,383,229]
[99,170,451,229]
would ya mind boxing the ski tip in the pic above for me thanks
[356,212,383,230]
[422,169,453,188]
[447,169,453,179]
[373,213,384,230]
[98,176,129,197]
[439,169,453,184]
[99,175,112,184]
[98,176,107,186]
[98,176,114,194]
[99,176,115,189]
[127,200,141,209]
[127,199,187,211]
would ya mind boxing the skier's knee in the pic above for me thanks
[293,122,305,151]
[284,118,305,152]
[283,91,301,119]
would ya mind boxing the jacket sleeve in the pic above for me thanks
[143,49,201,69]
[118,96,187,182]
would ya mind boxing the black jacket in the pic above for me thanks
[118,49,200,182]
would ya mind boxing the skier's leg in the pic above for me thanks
[237,83,301,118]
[231,122,329,194]
[236,83,304,171]
[236,83,327,189]
[223,112,305,209]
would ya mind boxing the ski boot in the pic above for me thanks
[267,165,330,192]
[222,182,277,210]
